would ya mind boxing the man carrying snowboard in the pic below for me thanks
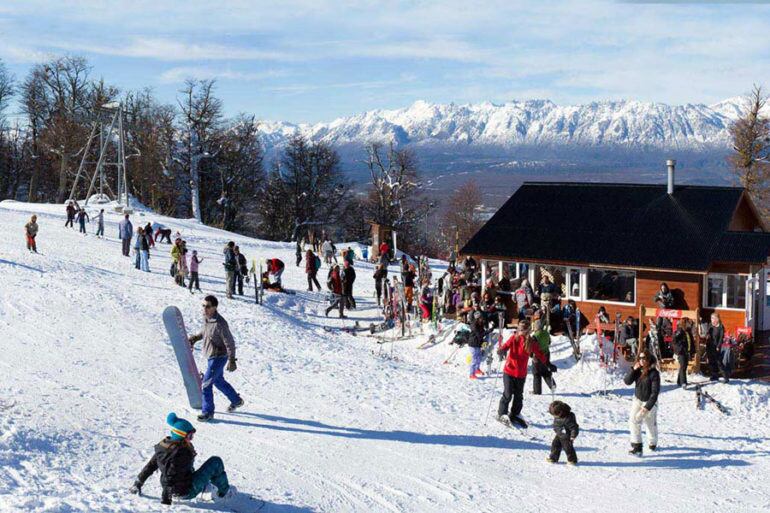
[188,295,243,422]
[130,412,235,505]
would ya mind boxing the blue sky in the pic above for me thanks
[0,1,768,123]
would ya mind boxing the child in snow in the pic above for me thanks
[24,215,38,253]
[188,250,203,292]
[547,400,579,465]
[130,413,235,505]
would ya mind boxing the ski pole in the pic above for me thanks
[483,359,505,426]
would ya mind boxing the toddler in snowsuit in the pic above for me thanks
[546,400,579,465]
[130,413,233,505]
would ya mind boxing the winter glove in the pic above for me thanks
[161,487,172,505]
[227,357,237,372]
[129,480,142,495]
[548,363,558,373]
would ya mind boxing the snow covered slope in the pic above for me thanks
[1,201,770,512]
[260,97,769,151]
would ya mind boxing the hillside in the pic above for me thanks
[1,201,770,512]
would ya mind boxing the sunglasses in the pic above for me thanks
[202,304,213,309]
[639,355,648,360]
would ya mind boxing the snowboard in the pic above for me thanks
[162,306,202,410]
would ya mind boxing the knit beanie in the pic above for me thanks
[166,412,195,441]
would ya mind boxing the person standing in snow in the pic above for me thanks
[188,295,243,422]
[223,242,237,299]
[76,208,90,235]
[189,250,203,293]
[468,311,486,379]
[497,319,555,428]
[373,263,388,306]
[144,222,155,247]
[24,215,38,253]
[306,249,322,291]
[706,313,726,382]
[322,239,333,265]
[140,229,151,272]
[378,240,390,265]
[403,264,416,312]
[94,209,105,238]
[514,279,534,320]
[118,213,133,257]
[341,260,356,309]
[546,400,580,465]
[65,201,76,228]
[672,318,693,387]
[325,264,345,318]
[531,315,556,394]
[295,240,303,267]
[133,227,144,269]
[624,351,660,456]
[234,246,248,296]
[129,412,235,505]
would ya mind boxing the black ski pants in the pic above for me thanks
[706,344,721,379]
[498,373,526,419]
[236,272,244,295]
[307,271,321,291]
[676,351,688,386]
[550,435,577,463]
[532,360,555,395]
[188,272,200,291]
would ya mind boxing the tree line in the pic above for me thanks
[0,55,488,256]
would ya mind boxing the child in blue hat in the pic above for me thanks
[129,413,235,505]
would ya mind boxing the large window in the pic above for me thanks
[706,274,746,309]
[586,269,635,304]
[568,268,581,300]
[534,265,567,297]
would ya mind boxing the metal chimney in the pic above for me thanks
[666,159,676,195]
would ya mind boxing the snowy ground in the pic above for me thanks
[1,200,769,513]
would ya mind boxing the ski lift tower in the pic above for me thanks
[68,101,131,211]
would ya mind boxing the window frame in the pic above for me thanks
[703,273,748,311]
[583,267,637,306]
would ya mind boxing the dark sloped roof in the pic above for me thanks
[462,182,770,271]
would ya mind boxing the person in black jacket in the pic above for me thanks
[546,400,579,465]
[672,318,693,386]
[342,260,357,309]
[130,413,233,505]
[468,311,486,379]
[234,246,248,295]
[373,264,388,306]
[624,352,661,456]
[706,313,725,381]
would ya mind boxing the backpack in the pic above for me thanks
[314,255,322,270]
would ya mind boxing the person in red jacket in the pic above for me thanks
[265,258,285,286]
[325,264,346,318]
[497,319,556,428]
[378,241,390,264]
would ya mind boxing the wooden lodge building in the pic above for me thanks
[461,163,770,364]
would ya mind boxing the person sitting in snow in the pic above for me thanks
[546,400,580,465]
[130,412,235,505]
[265,257,285,286]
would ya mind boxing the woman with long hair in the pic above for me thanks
[624,351,661,456]
[497,319,555,428]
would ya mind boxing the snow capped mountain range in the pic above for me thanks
[260,97,763,150]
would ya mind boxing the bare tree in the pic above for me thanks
[729,85,770,218]
[363,142,425,230]
[178,78,223,222]
[439,179,484,257]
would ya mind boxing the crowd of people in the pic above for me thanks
[13,204,746,504]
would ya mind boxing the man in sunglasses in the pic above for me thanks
[188,295,243,422]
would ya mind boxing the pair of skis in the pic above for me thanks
[694,384,728,414]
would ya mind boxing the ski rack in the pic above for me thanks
[638,305,701,369]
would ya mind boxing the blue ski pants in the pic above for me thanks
[183,456,230,498]
[470,346,482,376]
[201,356,240,415]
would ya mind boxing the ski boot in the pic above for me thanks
[628,443,643,457]
[648,444,658,451]
[197,412,214,422]
[227,398,245,412]
[510,415,528,429]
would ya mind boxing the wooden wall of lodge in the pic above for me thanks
[475,260,749,334]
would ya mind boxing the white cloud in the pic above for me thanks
[159,66,288,83]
